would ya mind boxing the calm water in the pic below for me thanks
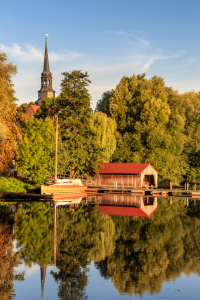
[1,196,200,300]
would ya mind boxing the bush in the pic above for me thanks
[0,177,33,193]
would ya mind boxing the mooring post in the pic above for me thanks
[170,182,173,190]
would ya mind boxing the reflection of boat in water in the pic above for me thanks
[41,178,87,194]
[52,192,87,202]
[86,194,158,218]
[54,197,84,206]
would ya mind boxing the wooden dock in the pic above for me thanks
[87,186,200,197]
[0,192,53,201]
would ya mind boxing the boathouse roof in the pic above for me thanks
[99,163,159,174]
[98,205,158,218]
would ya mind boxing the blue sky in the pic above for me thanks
[1,0,200,110]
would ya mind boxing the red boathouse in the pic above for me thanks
[97,163,158,188]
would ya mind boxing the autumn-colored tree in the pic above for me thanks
[0,50,22,174]
[0,205,24,300]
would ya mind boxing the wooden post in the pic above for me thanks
[170,182,173,190]
[195,183,196,191]
[194,199,197,206]
[170,198,173,205]
[54,204,57,266]
[55,115,58,183]
[184,183,186,191]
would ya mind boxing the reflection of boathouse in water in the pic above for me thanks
[96,163,158,188]
[90,194,158,218]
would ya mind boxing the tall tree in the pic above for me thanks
[0,51,22,174]
[57,70,102,177]
[181,91,200,182]
[109,74,186,183]
[95,90,113,117]
[16,117,55,184]
[90,112,117,162]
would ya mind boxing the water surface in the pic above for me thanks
[1,197,200,299]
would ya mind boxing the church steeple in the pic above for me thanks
[43,37,50,72]
[36,35,55,106]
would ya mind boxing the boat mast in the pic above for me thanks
[55,115,58,183]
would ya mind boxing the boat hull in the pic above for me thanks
[41,185,87,194]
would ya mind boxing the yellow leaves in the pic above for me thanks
[0,49,22,174]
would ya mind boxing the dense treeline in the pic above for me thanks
[96,74,200,183]
[12,199,200,298]
[1,47,200,183]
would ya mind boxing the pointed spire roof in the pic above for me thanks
[43,37,50,72]
[40,264,47,300]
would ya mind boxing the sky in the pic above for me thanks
[1,0,200,110]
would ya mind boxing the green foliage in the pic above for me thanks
[90,112,117,162]
[96,199,200,296]
[35,97,58,119]
[13,198,200,298]
[16,101,35,114]
[95,90,113,116]
[97,74,187,183]
[57,70,102,177]
[15,201,115,299]
[16,117,55,185]
[15,202,54,266]
[181,91,200,182]
[0,177,32,192]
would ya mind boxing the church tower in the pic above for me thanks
[37,36,55,106]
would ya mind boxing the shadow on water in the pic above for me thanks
[1,196,200,299]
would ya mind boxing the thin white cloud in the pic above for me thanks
[1,43,43,62]
[0,43,75,63]
[141,53,184,72]
[136,37,151,48]
[106,30,151,48]
[2,39,188,112]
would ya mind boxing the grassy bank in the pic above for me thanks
[0,177,33,193]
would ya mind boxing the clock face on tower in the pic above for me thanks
[48,92,53,98]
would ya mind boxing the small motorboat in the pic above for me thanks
[41,178,87,194]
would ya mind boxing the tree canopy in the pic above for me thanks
[0,50,22,175]
[95,73,200,183]
[16,117,55,184]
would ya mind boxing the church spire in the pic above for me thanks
[40,264,47,300]
[43,36,50,72]
[36,34,55,106]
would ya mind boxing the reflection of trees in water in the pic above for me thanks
[15,202,115,300]
[51,203,115,300]
[0,205,24,300]
[95,199,200,296]
[15,202,54,266]
[14,199,200,298]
